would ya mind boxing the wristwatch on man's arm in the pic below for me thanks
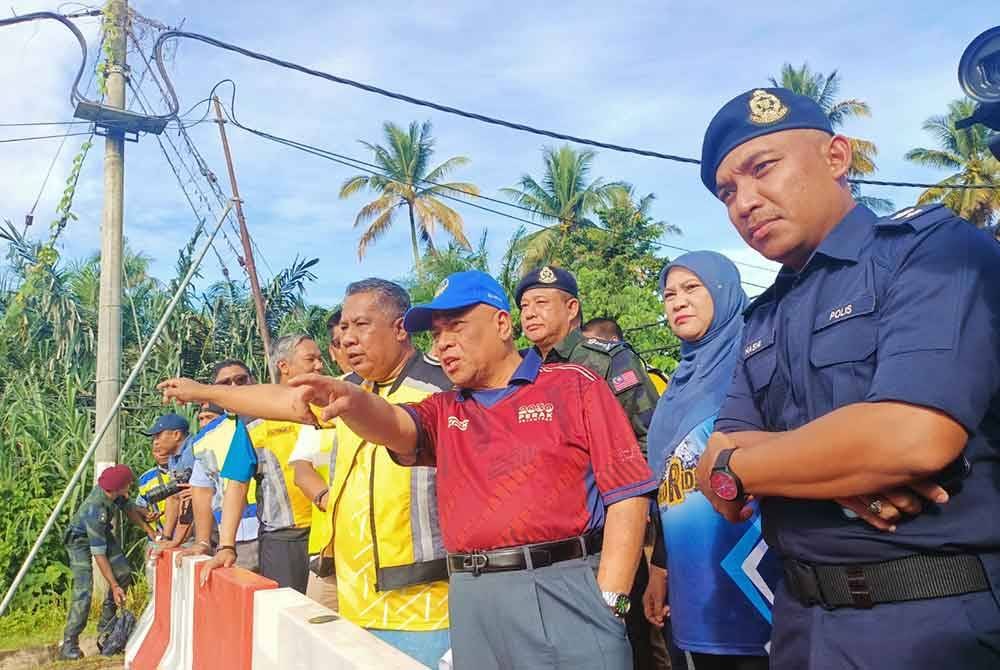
[602,591,631,618]
[709,447,745,502]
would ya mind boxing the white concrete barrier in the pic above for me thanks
[125,564,157,668]
[159,555,206,670]
[252,588,426,670]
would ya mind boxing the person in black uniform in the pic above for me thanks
[696,87,1000,669]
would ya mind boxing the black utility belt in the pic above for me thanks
[447,529,603,576]
[783,553,990,610]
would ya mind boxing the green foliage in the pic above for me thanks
[340,121,479,272]
[574,267,679,372]
[905,98,1000,229]
[501,145,622,268]
[0,227,322,620]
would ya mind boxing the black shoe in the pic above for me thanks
[59,639,84,660]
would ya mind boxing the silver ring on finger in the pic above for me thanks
[868,499,883,515]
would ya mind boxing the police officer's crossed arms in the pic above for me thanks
[694,88,1000,670]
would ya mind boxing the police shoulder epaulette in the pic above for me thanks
[581,336,624,355]
[876,203,953,233]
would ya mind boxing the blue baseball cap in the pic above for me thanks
[403,271,511,333]
[700,87,833,195]
[141,413,190,436]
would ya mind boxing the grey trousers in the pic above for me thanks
[448,553,632,670]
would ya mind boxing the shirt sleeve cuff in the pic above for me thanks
[90,546,107,556]
[601,478,659,506]
[714,417,764,434]
[867,351,982,432]
[385,406,425,468]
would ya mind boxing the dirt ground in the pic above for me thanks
[0,639,122,670]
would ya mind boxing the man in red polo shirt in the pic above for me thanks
[292,271,656,670]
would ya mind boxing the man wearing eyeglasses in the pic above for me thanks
[175,359,262,572]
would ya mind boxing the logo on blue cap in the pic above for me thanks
[403,271,511,333]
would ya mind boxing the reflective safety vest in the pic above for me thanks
[136,465,173,532]
[190,414,259,542]
[247,419,312,531]
[325,353,451,631]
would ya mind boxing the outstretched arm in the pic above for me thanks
[158,378,314,424]
[288,374,419,459]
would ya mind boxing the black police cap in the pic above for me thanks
[515,266,579,304]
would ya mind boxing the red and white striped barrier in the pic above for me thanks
[126,551,425,670]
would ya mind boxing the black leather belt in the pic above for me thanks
[447,529,603,576]
[783,553,990,610]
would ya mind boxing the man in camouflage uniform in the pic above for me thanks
[517,265,664,670]
[517,266,659,454]
[61,465,156,661]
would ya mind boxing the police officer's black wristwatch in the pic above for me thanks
[601,591,631,618]
[709,448,745,502]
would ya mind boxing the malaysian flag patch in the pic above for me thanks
[611,370,640,393]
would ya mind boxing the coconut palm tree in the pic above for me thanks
[770,63,893,212]
[339,121,479,273]
[501,145,620,270]
[905,98,1000,229]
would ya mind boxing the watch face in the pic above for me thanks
[710,470,740,501]
[602,591,631,617]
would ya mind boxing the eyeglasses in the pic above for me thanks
[214,373,252,386]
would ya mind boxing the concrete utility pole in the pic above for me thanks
[93,0,128,482]
[212,96,276,382]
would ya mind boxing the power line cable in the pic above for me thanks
[127,35,269,279]
[24,32,104,231]
[126,34,278,280]
[1,14,995,192]
[217,97,778,288]
[126,73,233,277]
[0,131,94,144]
[145,31,1000,191]
[0,120,92,127]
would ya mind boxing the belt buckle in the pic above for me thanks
[784,559,832,610]
[845,565,874,609]
[462,552,488,576]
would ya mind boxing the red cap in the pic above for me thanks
[98,464,134,492]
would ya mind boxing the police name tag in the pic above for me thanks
[744,339,764,357]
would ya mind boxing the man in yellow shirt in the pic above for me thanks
[160,279,451,667]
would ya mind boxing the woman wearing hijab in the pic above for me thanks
[643,251,779,670]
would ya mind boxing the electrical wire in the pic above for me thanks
[0,120,91,127]
[1,14,995,191]
[0,131,93,144]
[0,12,95,108]
[146,31,1000,192]
[215,95,777,289]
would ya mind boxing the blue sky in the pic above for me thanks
[1,1,995,306]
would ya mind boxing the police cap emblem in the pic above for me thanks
[434,278,449,298]
[748,89,789,125]
[538,266,557,283]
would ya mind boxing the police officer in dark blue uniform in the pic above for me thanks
[692,87,1000,669]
